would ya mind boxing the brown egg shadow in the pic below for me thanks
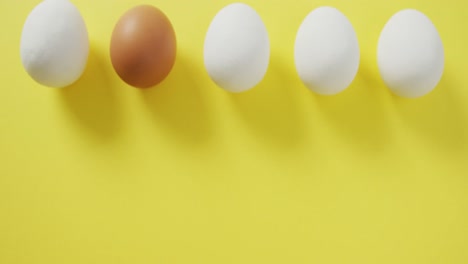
[392,72,468,153]
[314,63,395,153]
[140,53,214,144]
[58,46,121,141]
[228,55,308,149]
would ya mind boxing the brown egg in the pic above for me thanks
[110,5,176,88]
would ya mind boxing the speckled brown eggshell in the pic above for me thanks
[110,5,176,88]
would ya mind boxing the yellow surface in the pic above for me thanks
[1,0,468,263]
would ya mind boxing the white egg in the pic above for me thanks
[294,6,360,95]
[377,9,444,98]
[20,0,89,88]
[203,3,270,93]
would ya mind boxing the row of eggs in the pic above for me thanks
[20,0,444,98]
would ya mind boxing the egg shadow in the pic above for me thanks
[228,55,308,150]
[314,63,394,153]
[140,53,214,145]
[392,72,468,153]
[58,46,121,141]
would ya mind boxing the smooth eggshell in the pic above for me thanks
[110,5,177,89]
[20,0,89,88]
[204,3,270,93]
[294,6,360,95]
[377,9,444,98]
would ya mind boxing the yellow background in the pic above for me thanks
[1,0,467,263]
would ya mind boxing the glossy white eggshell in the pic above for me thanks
[377,9,444,98]
[294,6,360,95]
[204,3,270,93]
[20,0,89,88]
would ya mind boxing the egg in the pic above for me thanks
[377,9,444,98]
[204,3,270,93]
[294,6,360,95]
[20,0,89,88]
[110,5,176,89]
